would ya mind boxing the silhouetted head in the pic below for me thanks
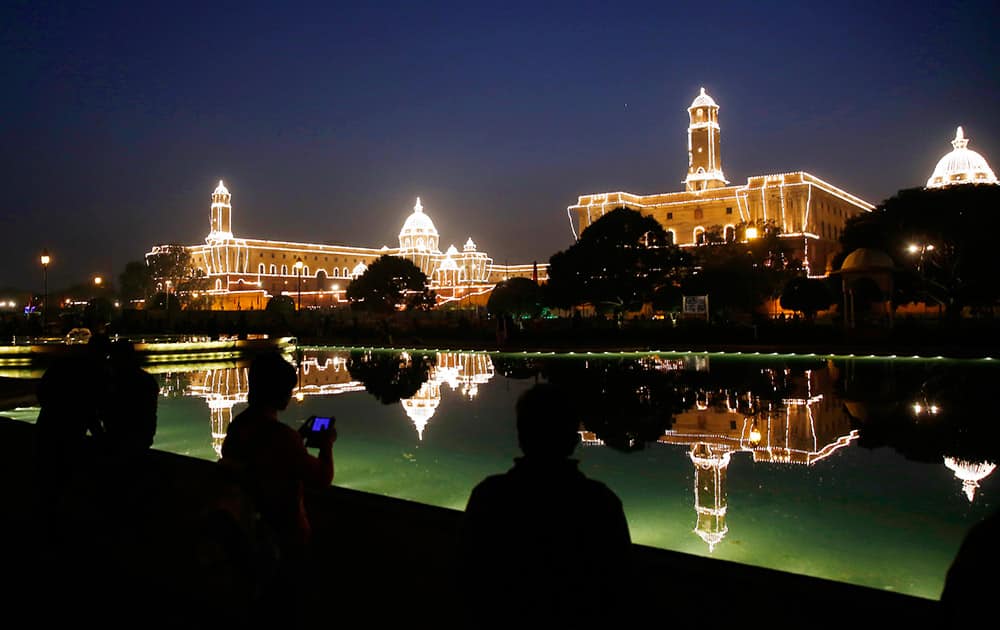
[516,384,579,459]
[247,352,297,411]
[87,332,112,360]
[109,340,140,370]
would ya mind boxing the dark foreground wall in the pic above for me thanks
[0,417,941,626]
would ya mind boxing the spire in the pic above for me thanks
[414,197,423,214]
[952,126,969,150]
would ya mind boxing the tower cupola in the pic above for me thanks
[209,179,233,239]
[685,87,728,192]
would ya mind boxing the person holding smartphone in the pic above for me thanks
[220,352,337,564]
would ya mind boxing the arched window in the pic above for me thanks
[694,227,706,245]
[281,264,288,275]
[333,268,340,278]
[665,230,675,246]
[724,225,736,243]
[215,279,222,291]
[258,263,265,274]
[315,269,325,279]
[269,264,277,274]
[343,267,349,278]
[303,266,310,276]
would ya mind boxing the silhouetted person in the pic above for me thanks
[458,384,631,621]
[34,336,111,494]
[32,338,112,616]
[103,340,158,460]
[941,508,1000,621]
[220,352,335,624]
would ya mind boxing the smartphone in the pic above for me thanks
[301,415,335,447]
[311,416,333,432]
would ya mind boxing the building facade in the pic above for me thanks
[148,184,547,309]
[567,88,875,275]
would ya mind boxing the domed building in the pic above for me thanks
[926,127,998,189]
[398,197,440,276]
[147,186,546,309]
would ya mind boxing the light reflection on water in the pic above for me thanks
[14,348,997,600]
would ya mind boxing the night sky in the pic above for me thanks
[2,1,998,290]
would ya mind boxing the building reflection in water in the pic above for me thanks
[944,457,996,502]
[662,366,858,551]
[185,366,250,458]
[182,352,495,451]
[400,352,495,440]
[580,360,859,552]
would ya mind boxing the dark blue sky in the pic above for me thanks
[2,0,998,289]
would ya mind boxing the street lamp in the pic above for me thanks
[907,242,935,274]
[294,258,304,310]
[40,249,51,325]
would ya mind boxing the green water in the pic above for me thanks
[10,347,996,599]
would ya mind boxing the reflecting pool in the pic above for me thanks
[9,347,998,600]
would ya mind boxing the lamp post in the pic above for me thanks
[40,249,50,326]
[294,259,304,310]
[907,242,935,275]
[907,242,938,311]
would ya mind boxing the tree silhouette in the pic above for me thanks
[780,277,834,320]
[546,207,689,314]
[487,277,543,318]
[346,255,434,313]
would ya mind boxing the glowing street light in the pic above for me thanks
[745,226,759,240]
[40,249,51,325]
[294,258,304,310]
[907,241,937,283]
[94,276,103,287]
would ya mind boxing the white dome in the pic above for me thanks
[690,87,718,109]
[926,127,997,188]
[399,197,438,252]
[399,197,439,240]
[464,237,477,252]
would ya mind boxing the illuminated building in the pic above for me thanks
[148,184,547,309]
[926,127,997,188]
[567,88,875,274]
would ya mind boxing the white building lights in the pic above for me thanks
[567,88,873,274]
[147,185,546,309]
[926,127,998,189]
